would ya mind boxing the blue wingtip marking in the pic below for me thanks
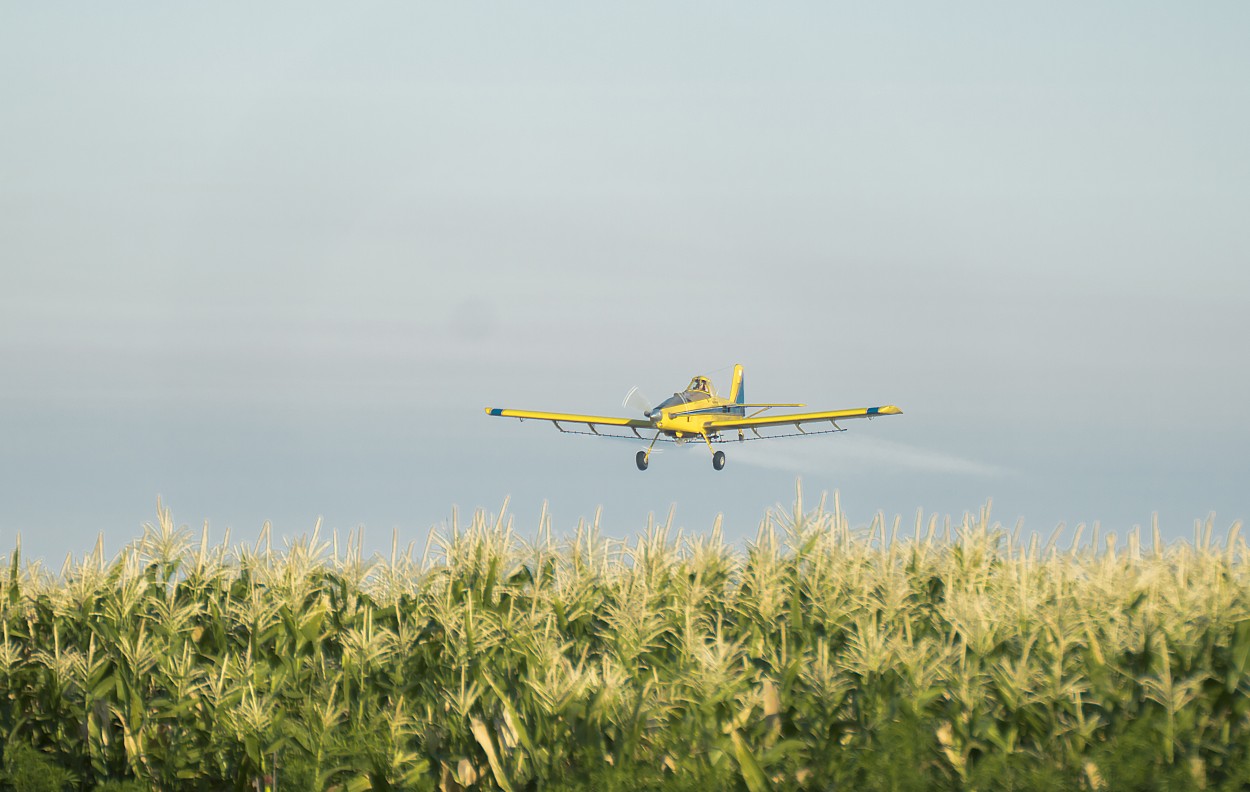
[489,408,503,416]
[867,407,879,415]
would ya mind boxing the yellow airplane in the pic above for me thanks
[485,364,901,471]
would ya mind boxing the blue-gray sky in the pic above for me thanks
[3,4,1247,562]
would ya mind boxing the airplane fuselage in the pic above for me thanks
[651,398,742,439]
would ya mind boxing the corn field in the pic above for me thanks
[2,488,1249,792]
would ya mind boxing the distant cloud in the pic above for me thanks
[732,434,1009,477]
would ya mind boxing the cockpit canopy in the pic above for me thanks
[650,375,716,414]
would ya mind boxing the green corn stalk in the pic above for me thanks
[0,495,1247,788]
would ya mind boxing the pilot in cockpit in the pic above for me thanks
[690,377,709,393]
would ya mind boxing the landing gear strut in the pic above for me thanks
[700,434,727,471]
[636,432,663,471]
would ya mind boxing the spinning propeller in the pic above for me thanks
[622,386,655,419]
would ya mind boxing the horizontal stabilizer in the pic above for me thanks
[707,405,902,431]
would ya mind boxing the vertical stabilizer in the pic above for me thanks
[728,364,746,416]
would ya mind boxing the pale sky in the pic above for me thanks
[3,4,1247,562]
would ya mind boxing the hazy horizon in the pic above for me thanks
[3,4,1247,562]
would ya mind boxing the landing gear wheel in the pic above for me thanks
[712,450,726,471]
[636,451,649,471]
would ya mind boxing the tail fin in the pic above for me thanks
[728,364,746,416]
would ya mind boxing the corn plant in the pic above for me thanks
[0,490,1247,791]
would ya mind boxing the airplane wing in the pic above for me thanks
[485,408,654,434]
[705,405,902,432]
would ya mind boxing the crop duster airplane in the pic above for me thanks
[486,364,901,471]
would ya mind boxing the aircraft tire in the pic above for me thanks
[636,451,649,471]
[712,451,726,471]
